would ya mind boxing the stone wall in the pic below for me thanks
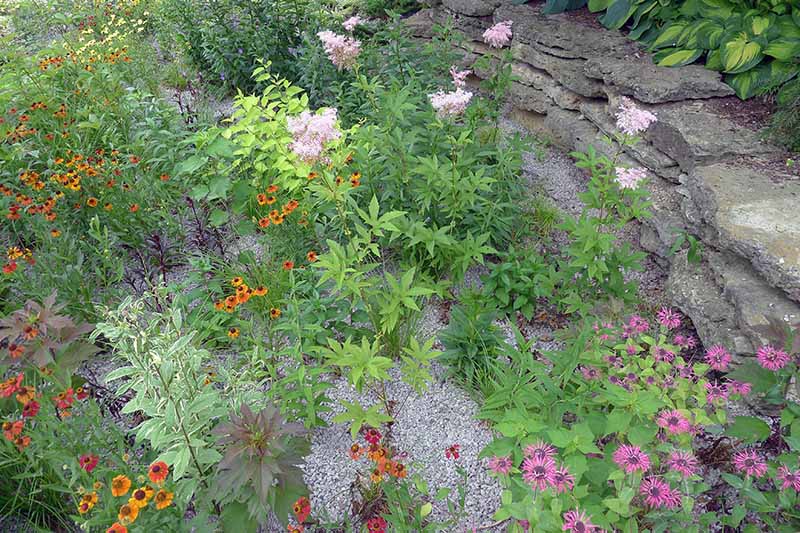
[407,2,800,362]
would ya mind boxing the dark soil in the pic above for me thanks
[705,95,775,132]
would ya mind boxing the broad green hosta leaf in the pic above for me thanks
[749,15,772,36]
[764,37,800,61]
[588,0,611,12]
[542,0,587,14]
[695,20,726,48]
[705,48,724,70]
[651,22,689,49]
[657,48,704,66]
[721,32,764,73]
[726,60,798,98]
[600,0,637,29]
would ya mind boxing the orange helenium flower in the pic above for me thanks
[118,503,138,524]
[111,475,131,497]
[154,489,173,510]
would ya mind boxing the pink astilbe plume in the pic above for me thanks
[613,445,650,474]
[756,344,790,371]
[656,409,692,435]
[732,449,768,478]
[428,88,473,118]
[562,509,602,532]
[666,450,699,478]
[521,455,556,491]
[615,167,647,190]
[656,307,681,329]
[615,97,657,135]
[487,455,513,475]
[449,66,472,88]
[317,30,361,70]
[704,345,732,371]
[342,15,364,32]
[483,20,513,48]
[776,465,800,491]
[286,108,341,163]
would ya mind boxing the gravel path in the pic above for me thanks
[302,362,502,531]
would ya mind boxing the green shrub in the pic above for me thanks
[155,0,314,92]
[767,77,800,152]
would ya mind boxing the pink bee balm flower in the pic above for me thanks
[704,345,732,371]
[656,307,682,330]
[342,15,364,32]
[656,409,692,435]
[776,465,800,491]
[615,97,657,135]
[756,344,790,371]
[428,88,473,118]
[613,445,650,474]
[640,477,677,508]
[521,455,556,491]
[445,444,460,460]
[317,30,361,70]
[581,365,600,380]
[666,450,699,478]
[726,380,751,396]
[286,108,341,163]
[524,441,557,461]
[615,167,647,190]
[654,346,676,363]
[551,464,575,493]
[562,509,601,532]
[705,380,728,402]
[449,66,472,88]
[732,449,768,478]
[487,455,513,475]
[482,20,513,48]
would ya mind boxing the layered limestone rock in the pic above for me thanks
[406,1,800,360]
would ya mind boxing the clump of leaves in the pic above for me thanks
[213,403,309,525]
[0,291,98,381]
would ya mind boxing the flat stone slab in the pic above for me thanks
[643,99,778,170]
[667,252,755,356]
[708,251,800,349]
[584,57,735,103]
[443,0,497,17]
[683,162,800,302]
[512,42,606,98]
[494,4,634,60]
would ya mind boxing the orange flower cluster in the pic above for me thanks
[213,276,270,313]
[3,101,71,143]
[349,435,408,484]
[81,461,172,530]
[38,55,65,71]
[3,246,35,276]
[255,184,301,228]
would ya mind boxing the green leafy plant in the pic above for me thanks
[213,403,309,526]
[438,293,508,392]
